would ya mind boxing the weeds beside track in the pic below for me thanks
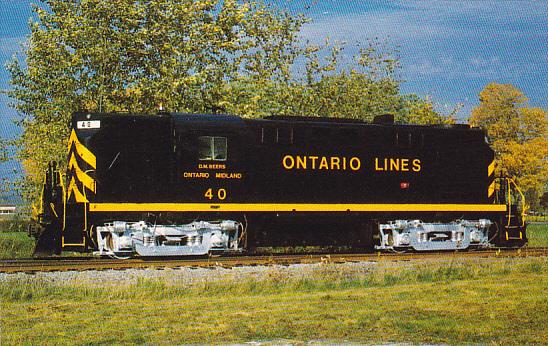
[1,247,546,274]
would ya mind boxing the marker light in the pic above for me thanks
[400,182,410,189]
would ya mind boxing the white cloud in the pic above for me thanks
[406,60,445,76]
[299,0,547,45]
[408,1,547,22]
[297,0,547,83]
[300,10,459,44]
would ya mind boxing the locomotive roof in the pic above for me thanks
[72,112,475,131]
[170,113,475,132]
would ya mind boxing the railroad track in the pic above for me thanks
[1,247,546,274]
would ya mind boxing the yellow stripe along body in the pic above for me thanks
[89,203,507,213]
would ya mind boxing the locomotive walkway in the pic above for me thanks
[1,247,546,274]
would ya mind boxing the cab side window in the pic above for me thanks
[198,136,227,161]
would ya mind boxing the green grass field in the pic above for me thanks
[0,231,34,259]
[527,223,548,247]
[0,224,546,344]
[0,257,546,345]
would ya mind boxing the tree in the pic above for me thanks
[4,0,449,202]
[541,192,548,210]
[5,0,308,199]
[469,83,548,209]
[218,41,454,124]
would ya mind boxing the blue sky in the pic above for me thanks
[0,0,547,202]
[291,0,547,116]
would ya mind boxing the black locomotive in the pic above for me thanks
[32,112,527,256]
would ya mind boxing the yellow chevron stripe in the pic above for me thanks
[68,129,96,169]
[67,177,88,203]
[488,181,496,198]
[89,203,507,213]
[488,160,495,177]
[68,153,96,193]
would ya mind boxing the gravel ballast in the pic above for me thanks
[0,260,382,287]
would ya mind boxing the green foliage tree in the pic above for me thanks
[4,0,449,201]
[219,41,452,125]
[469,83,548,209]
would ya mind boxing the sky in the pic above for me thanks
[0,0,547,203]
[284,0,547,116]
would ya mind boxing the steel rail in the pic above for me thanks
[1,247,546,274]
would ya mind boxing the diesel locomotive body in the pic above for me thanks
[32,112,527,256]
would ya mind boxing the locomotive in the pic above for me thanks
[31,112,527,257]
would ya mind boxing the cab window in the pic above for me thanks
[198,136,227,161]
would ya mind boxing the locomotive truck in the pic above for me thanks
[31,112,527,257]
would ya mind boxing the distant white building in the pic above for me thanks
[0,205,16,217]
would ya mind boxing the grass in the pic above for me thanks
[527,214,548,223]
[0,217,35,259]
[0,257,547,345]
[0,218,30,233]
[527,223,548,247]
[0,232,34,259]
